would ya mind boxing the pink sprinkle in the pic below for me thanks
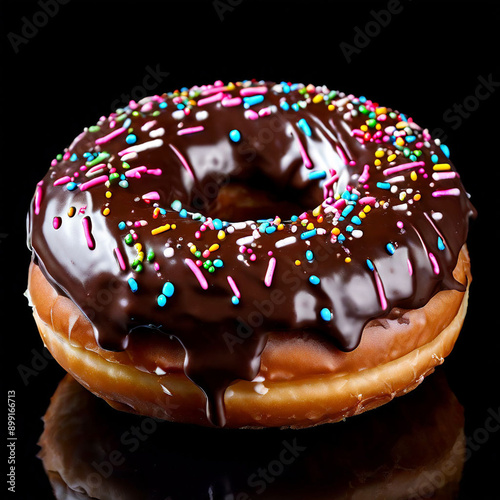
[432,172,458,181]
[197,92,224,107]
[222,96,242,107]
[373,269,388,310]
[358,164,370,184]
[244,109,259,120]
[53,176,72,186]
[240,86,268,97]
[336,145,349,165]
[87,163,107,175]
[95,127,126,145]
[177,126,204,136]
[114,247,127,271]
[264,257,277,287]
[185,258,208,290]
[142,191,160,201]
[428,253,440,275]
[154,262,160,271]
[82,217,95,249]
[296,136,312,168]
[63,151,71,161]
[34,185,43,215]
[359,196,377,206]
[125,166,147,178]
[146,168,163,176]
[227,276,241,299]
[53,217,61,229]
[432,188,461,197]
[383,161,426,176]
[407,258,413,276]
[169,144,195,180]
[79,175,108,191]
[141,102,153,113]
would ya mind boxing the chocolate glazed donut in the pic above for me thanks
[27,80,475,427]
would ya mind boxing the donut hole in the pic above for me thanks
[194,176,320,222]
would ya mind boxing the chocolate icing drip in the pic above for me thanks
[27,80,474,426]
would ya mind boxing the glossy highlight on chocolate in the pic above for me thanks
[27,80,475,426]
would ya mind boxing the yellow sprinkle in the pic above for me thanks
[134,243,142,252]
[376,107,387,115]
[328,104,335,111]
[226,82,236,90]
[151,224,170,235]
[209,244,220,253]
[400,192,407,201]
[411,171,418,181]
[387,153,397,162]
[277,224,284,231]
[396,121,408,129]
[375,123,382,130]
[295,260,301,266]
[433,163,451,171]
[331,227,340,235]
[374,159,381,166]
[375,150,385,158]
[360,125,368,132]
[359,212,366,219]
[312,206,321,217]
[313,94,324,103]
[413,193,422,201]
[306,222,315,230]
[68,206,76,217]
[190,245,197,254]
[317,215,323,223]
[363,205,372,213]
[102,207,110,216]
[345,257,351,263]
[105,191,112,199]
[171,224,176,229]
[217,230,226,240]
[395,137,405,146]
[137,251,145,262]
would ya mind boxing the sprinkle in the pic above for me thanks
[86,152,110,167]
[440,144,450,158]
[308,170,327,180]
[275,236,297,248]
[300,229,317,240]
[306,250,314,261]
[169,143,195,180]
[264,257,277,287]
[162,282,175,297]
[177,126,204,136]
[309,275,320,285]
[197,92,224,107]
[432,163,451,171]
[438,237,446,251]
[366,259,374,271]
[53,216,61,229]
[295,135,312,168]
[240,86,268,97]
[221,96,242,107]
[229,129,241,142]
[185,258,208,290]
[82,217,95,249]
[297,118,312,137]
[243,95,265,107]
[53,176,72,186]
[157,294,167,307]
[34,185,43,215]
[151,224,171,235]
[142,191,160,201]
[128,278,138,293]
[386,242,396,255]
[382,161,425,177]
[231,296,240,305]
[376,182,391,190]
[114,247,127,271]
[432,188,461,197]
[227,275,241,298]
[118,139,163,156]
[79,175,108,191]
[428,252,440,274]
[320,308,332,321]
[373,268,388,310]
[432,171,457,181]
[95,127,126,145]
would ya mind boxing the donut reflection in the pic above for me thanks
[38,370,464,500]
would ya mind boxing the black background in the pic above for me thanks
[2,0,499,498]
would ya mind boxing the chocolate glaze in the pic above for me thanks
[27,80,475,426]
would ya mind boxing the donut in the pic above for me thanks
[27,80,475,428]
[38,371,465,499]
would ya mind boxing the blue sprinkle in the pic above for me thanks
[280,101,290,111]
[300,229,317,240]
[213,259,224,268]
[157,294,167,307]
[162,282,175,297]
[359,95,367,103]
[341,190,351,200]
[119,180,129,188]
[338,233,346,243]
[366,259,374,271]
[351,216,362,225]
[128,278,138,293]
[437,237,446,251]
[69,153,78,161]
[122,118,131,129]
[118,221,126,230]
[171,200,182,212]
[159,102,167,108]
[243,95,265,107]
[440,144,450,158]
[377,182,391,190]
[309,275,320,285]
[290,215,298,222]
[231,296,240,305]
[431,154,439,163]
[341,205,354,217]
[386,243,396,255]
[308,170,327,180]
[297,118,312,137]
[259,222,270,233]
[265,226,277,234]
[346,225,354,233]
[281,82,290,93]
[66,182,77,191]
[406,135,416,143]
[320,308,332,321]
[212,218,223,230]
[176,103,185,110]
[179,209,187,218]
[306,250,314,262]
[125,134,137,145]
[291,103,299,112]
[229,129,241,143]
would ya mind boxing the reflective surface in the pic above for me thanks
[38,371,464,500]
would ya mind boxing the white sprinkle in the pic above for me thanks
[231,222,248,230]
[275,236,297,248]
[236,235,254,246]
[432,211,443,221]
[392,203,408,211]
[172,110,185,120]
[351,230,364,238]
[196,110,209,121]
[164,247,175,258]
[149,127,165,138]
[155,367,167,375]
[141,120,157,132]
